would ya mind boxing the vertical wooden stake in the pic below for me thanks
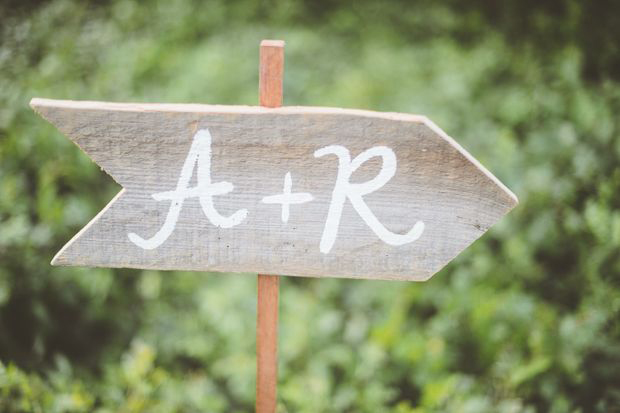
[256,274,279,413]
[256,39,284,413]
[259,40,284,108]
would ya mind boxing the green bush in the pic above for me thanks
[1,0,619,411]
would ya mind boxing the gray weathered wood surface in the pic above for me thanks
[31,98,517,281]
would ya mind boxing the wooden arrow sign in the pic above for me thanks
[31,98,517,281]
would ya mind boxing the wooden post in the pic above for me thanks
[256,274,279,413]
[259,40,284,108]
[256,39,284,413]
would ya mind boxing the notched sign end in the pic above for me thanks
[50,189,127,269]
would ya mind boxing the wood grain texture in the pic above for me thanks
[31,98,518,281]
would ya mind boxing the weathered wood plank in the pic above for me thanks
[31,97,517,281]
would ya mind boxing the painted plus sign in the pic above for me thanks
[261,172,313,223]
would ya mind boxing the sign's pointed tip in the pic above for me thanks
[501,187,519,215]
[501,187,519,211]
[510,192,519,207]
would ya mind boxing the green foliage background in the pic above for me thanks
[1,0,619,411]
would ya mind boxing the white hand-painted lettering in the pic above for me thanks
[314,145,424,254]
[128,129,248,250]
[128,129,422,254]
[261,172,313,223]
